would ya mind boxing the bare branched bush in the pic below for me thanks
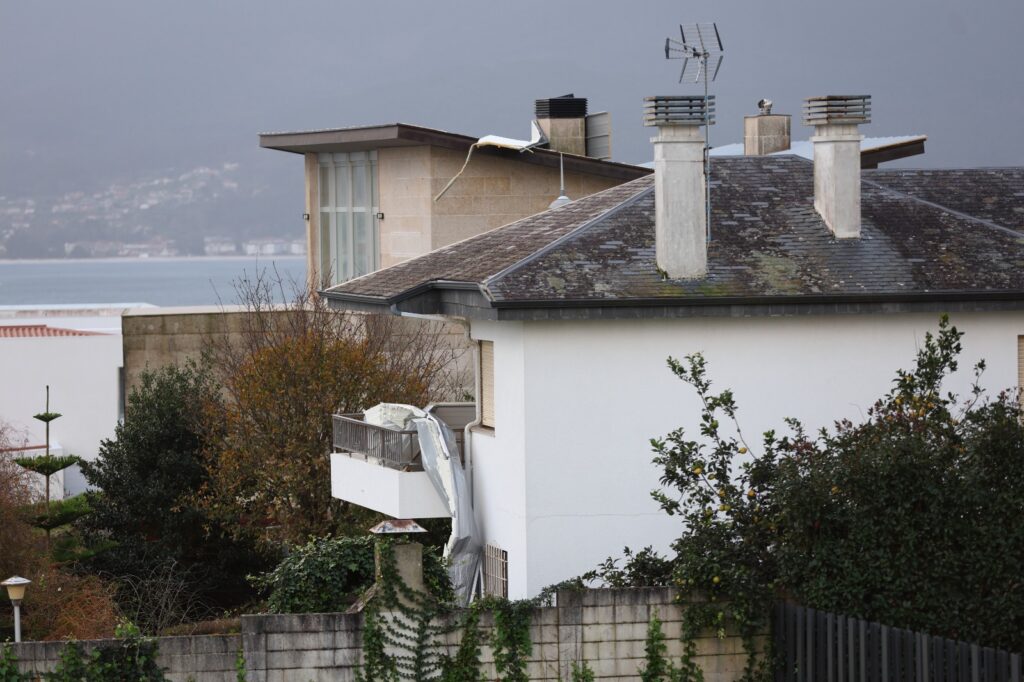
[0,419,39,579]
[107,558,214,635]
[22,568,120,641]
[199,270,466,547]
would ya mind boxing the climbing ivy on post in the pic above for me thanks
[355,541,456,682]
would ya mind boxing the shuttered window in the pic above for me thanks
[483,544,508,598]
[480,341,495,428]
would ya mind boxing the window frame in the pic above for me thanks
[318,151,379,285]
[480,340,495,429]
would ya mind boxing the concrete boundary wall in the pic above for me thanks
[12,588,760,682]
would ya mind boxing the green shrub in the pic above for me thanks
[251,535,377,613]
[622,315,1024,653]
[253,536,453,613]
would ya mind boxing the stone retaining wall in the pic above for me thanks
[11,588,762,681]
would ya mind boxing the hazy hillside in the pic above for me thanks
[0,161,300,259]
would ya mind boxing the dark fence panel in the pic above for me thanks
[773,603,1022,682]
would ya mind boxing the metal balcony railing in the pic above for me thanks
[332,403,474,471]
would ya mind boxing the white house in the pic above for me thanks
[0,322,123,494]
[322,95,1024,599]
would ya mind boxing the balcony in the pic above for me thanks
[330,403,475,519]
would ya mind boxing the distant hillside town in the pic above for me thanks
[0,162,300,259]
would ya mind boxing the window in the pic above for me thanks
[483,544,508,598]
[318,151,379,285]
[480,341,495,428]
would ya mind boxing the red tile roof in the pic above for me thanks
[0,325,104,338]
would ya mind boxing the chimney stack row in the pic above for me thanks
[647,93,871,281]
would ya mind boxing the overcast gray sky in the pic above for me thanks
[2,1,1022,211]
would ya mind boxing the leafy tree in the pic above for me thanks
[80,362,264,622]
[81,364,217,559]
[199,273,462,547]
[606,316,1024,652]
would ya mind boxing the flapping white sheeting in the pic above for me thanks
[434,121,549,202]
[364,402,482,605]
[414,414,481,606]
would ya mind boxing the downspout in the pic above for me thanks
[389,307,480,507]
[391,306,485,600]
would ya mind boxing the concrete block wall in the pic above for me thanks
[11,634,241,682]
[11,588,762,681]
[241,612,363,682]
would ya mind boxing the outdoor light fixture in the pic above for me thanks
[2,576,31,643]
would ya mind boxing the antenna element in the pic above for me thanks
[664,22,724,243]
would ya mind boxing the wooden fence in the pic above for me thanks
[773,602,1022,682]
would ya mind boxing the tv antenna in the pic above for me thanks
[665,23,723,241]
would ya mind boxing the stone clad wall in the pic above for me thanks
[11,588,761,682]
[121,306,474,399]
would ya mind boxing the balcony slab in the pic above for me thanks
[330,453,451,518]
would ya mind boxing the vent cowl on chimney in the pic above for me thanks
[644,95,715,280]
[804,95,870,239]
[536,94,588,156]
[744,98,791,155]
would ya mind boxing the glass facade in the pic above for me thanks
[318,151,379,284]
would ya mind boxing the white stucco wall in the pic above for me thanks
[471,311,1024,598]
[0,334,123,494]
[469,321,531,597]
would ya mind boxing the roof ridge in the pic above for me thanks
[483,178,654,289]
[861,176,1023,238]
[865,165,1024,173]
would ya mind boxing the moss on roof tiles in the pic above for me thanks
[327,156,1024,306]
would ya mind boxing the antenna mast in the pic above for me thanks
[665,23,724,242]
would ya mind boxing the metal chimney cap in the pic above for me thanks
[644,95,716,127]
[758,99,773,115]
[368,519,427,535]
[803,95,871,125]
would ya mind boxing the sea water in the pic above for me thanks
[0,257,308,307]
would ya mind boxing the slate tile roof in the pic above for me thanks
[325,156,1024,308]
[865,168,1024,233]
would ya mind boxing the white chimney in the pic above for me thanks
[804,95,871,239]
[644,95,713,279]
